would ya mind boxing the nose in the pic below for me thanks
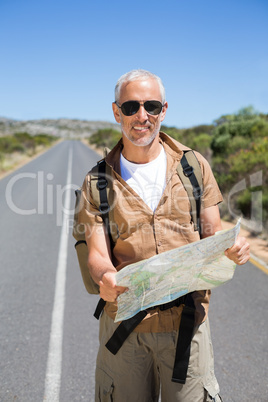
[135,103,148,120]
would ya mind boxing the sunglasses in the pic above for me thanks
[115,100,164,116]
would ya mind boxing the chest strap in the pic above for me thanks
[98,293,195,384]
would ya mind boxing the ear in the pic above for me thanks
[160,101,168,122]
[112,102,121,124]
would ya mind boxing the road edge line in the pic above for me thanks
[43,145,73,401]
[249,253,268,275]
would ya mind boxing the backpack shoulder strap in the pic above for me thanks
[72,159,114,297]
[90,159,115,247]
[91,159,114,315]
[176,150,203,235]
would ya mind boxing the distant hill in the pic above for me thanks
[0,117,121,138]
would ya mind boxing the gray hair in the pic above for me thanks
[114,69,166,103]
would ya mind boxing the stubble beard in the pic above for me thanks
[121,118,161,147]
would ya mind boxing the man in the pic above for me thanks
[79,69,250,401]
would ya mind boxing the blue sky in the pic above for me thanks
[0,0,267,128]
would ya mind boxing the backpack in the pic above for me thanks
[72,150,203,295]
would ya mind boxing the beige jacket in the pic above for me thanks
[79,132,223,332]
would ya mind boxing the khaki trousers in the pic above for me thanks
[95,312,222,402]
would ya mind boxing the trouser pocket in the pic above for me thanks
[204,382,223,401]
[205,392,223,402]
[95,367,114,402]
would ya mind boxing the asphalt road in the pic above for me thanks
[0,140,267,402]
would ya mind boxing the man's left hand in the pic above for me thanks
[224,236,250,265]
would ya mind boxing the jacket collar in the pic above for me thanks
[105,132,190,175]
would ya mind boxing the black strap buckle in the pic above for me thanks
[193,187,202,200]
[183,165,194,177]
[99,202,110,213]
[97,178,108,190]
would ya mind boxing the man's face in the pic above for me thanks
[112,78,168,147]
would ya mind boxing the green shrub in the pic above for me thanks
[34,134,56,146]
[0,132,58,168]
[191,133,212,153]
[89,129,121,149]
[0,136,21,153]
[9,144,25,153]
[14,132,35,151]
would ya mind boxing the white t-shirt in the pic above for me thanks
[120,146,167,212]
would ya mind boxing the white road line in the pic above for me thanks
[43,146,73,401]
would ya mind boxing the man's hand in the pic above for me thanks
[224,236,250,265]
[99,271,128,302]
[85,224,127,302]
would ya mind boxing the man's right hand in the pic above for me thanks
[99,271,128,302]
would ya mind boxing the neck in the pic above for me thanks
[122,135,162,164]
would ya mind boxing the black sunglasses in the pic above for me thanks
[115,100,164,116]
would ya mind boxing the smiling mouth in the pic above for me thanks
[133,126,150,131]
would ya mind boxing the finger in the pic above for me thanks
[237,247,250,265]
[99,287,119,302]
[225,248,250,265]
[116,285,129,294]
[225,239,249,256]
